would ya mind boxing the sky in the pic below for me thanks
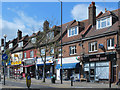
[0,1,119,44]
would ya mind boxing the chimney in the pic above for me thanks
[17,30,22,41]
[1,38,4,46]
[105,8,107,12]
[88,2,96,26]
[43,20,49,32]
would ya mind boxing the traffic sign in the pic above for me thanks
[27,75,31,80]
[2,54,8,60]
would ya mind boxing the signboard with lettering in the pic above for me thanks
[83,52,116,62]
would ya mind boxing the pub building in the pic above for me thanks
[83,52,116,82]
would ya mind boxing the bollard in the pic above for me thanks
[71,77,74,86]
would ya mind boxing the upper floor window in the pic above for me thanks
[47,31,54,40]
[9,43,13,49]
[30,50,34,58]
[97,16,112,29]
[68,26,78,37]
[50,47,54,54]
[18,41,23,47]
[31,37,36,44]
[89,42,97,52]
[107,38,114,50]
[24,52,26,58]
[1,46,4,51]
[41,48,45,55]
[58,48,62,56]
[69,46,76,55]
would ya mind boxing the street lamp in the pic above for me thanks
[3,34,7,85]
[58,0,63,84]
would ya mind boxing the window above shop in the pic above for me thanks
[68,26,78,37]
[69,46,76,55]
[24,52,26,58]
[96,16,112,29]
[41,48,45,55]
[89,42,97,52]
[107,38,114,50]
[30,50,34,58]
[50,47,54,54]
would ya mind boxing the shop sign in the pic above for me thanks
[89,54,107,62]
[11,61,21,65]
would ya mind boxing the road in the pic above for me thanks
[1,79,54,89]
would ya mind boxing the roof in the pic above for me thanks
[85,9,119,38]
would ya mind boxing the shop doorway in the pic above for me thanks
[90,68,95,81]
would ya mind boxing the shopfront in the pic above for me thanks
[56,56,80,81]
[83,52,116,82]
[22,58,35,77]
[36,56,54,79]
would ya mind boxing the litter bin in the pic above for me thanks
[51,74,55,83]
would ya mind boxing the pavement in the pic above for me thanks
[1,77,120,88]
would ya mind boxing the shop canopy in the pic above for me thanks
[56,63,80,69]
[21,64,34,67]
[37,56,54,66]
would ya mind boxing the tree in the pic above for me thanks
[32,20,60,82]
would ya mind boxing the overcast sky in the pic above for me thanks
[0,1,119,44]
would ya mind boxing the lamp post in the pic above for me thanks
[3,34,7,85]
[58,0,63,84]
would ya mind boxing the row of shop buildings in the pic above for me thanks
[1,2,120,83]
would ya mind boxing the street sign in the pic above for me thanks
[2,54,8,60]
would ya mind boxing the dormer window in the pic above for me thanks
[47,31,54,40]
[68,26,78,37]
[18,41,23,47]
[97,16,112,29]
[9,43,13,49]
[31,37,36,44]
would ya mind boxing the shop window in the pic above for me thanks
[107,38,114,50]
[69,46,76,55]
[89,42,97,52]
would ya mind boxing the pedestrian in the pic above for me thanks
[116,71,120,85]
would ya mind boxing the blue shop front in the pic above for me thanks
[56,56,80,81]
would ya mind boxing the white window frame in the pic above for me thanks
[69,46,77,55]
[47,31,54,40]
[50,47,54,54]
[41,48,45,55]
[9,43,13,49]
[68,26,78,37]
[89,42,97,52]
[97,16,112,29]
[58,48,62,56]
[107,38,114,50]
[18,41,23,47]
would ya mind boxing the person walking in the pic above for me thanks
[116,71,120,85]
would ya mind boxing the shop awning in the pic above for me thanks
[56,63,80,69]
[22,64,35,67]
[37,63,51,66]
